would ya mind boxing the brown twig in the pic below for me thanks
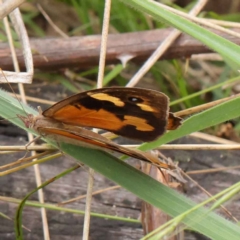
[1,28,240,71]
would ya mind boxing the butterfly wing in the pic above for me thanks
[38,127,173,169]
[167,112,182,130]
[43,87,172,142]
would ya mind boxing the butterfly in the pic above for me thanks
[18,87,182,169]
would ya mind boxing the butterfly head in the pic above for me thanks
[17,114,35,129]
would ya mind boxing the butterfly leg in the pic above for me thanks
[18,136,41,160]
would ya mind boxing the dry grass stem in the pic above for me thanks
[191,53,223,61]
[0,0,25,19]
[37,4,69,38]
[183,172,238,223]
[0,145,55,151]
[175,93,240,118]
[0,151,57,170]
[59,185,121,206]
[0,7,33,83]
[123,144,240,150]
[83,1,112,239]
[154,1,240,38]
[190,132,239,144]
[0,152,61,177]
[187,165,240,175]
[9,92,56,105]
[205,18,240,28]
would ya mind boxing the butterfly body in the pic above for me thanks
[18,87,182,169]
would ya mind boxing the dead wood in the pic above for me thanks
[1,28,240,71]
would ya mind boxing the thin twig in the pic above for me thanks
[175,93,240,118]
[0,0,25,19]
[191,53,223,61]
[0,145,55,151]
[37,4,69,38]
[2,143,240,152]
[205,18,240,28]
[0,5,33,83]
[83,1,112,239]
[190,132,239,144]
[96,0,111,88]
[9,92,55,105]
[123,144,240,150]
[187,165,240,175]
[183,172,238,223]
[0,151,57,170]
[82,168,95,240]
[0,152,61,177]
[59,185,120,206]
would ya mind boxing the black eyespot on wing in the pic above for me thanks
[128,97,143,103]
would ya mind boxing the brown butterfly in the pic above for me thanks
[18,87,182,169]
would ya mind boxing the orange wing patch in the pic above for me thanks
[50,104,127,131]
[136,103,156,112]
[39,127,108,148]
[49,105,156,133]
[123,116,154,131]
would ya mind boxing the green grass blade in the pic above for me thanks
[59,142,240,240]
[4,196,140,223]
[15,165,80,239]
